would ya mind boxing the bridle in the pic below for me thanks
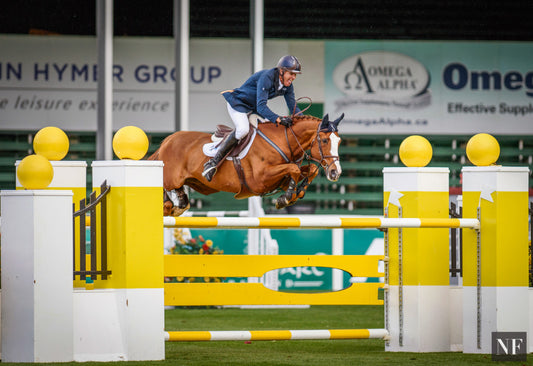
[286,121,340,175]
[255,116,340,197]
[285,97,340,174]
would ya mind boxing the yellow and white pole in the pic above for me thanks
[384,136,451,352]
[74,127,165,361]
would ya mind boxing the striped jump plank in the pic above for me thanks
[163,216,480,230]
[165,328,389,342]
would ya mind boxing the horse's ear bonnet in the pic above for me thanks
[320,113,344,132]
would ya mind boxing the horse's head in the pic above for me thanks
[310,113,344,182]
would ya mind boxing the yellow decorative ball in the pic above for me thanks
[112,126,149,160]
[399,135,433,167]
[466,133,500,166]
[33,126,69,160]
[17,154,54,189]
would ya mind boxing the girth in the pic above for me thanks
[257,129,290,163]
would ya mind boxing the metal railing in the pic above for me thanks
[72,181,111,281]
[449,202,463,279]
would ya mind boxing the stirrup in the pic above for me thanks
[202,163,217,181]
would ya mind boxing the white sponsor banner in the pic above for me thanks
[0,35,324,133]
[325,40,533,135]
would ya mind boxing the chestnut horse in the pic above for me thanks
[148,114,344,216]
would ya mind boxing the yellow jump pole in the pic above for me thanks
[461,166,529,353]
[165,329,389,342]
[384,166,451,352]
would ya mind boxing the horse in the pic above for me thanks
[148,113,344,216]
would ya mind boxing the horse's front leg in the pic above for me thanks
[275,178,298,209]
[296,164,320,200]
[164,188,190,216]
[257,164,302,210]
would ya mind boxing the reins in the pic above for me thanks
[292,96,312,117]
[285,96,314,164]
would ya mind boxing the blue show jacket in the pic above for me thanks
[222,68,300,123]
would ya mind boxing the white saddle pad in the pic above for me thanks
[202,113,267,159]
[202,129,257,160]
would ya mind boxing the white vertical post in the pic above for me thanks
[174,0,189,131]
[332,229,344,291]
[248,0,265,283]
[250,0,264,74]
[96,0,113,160]
[1,190,73,363]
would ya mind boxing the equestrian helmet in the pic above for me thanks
[277,55,302,74]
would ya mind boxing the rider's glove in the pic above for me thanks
[279,116,293,127]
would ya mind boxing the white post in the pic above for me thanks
[96,0,114,160]
[1,190,73,362]
[331,229,344,291]
[174,0,189,132]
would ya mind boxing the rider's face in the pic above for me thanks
[280,71,297,87]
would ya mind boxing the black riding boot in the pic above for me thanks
[202,131,238,182]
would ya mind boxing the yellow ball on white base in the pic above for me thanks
[399,135,433,167]
[112,126,149,160]
[466,133,500,166]
[33,126,69,160]
[17,154,54,189]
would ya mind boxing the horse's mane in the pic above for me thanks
[292,115,322,124]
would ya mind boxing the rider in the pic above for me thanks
[202,55,303,182]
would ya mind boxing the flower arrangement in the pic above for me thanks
[170,228,223,256]
[166,228,223,285]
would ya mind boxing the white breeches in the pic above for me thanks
[226,102,250,140]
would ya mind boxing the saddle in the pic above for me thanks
[212,124,255,158]
[210,113,266,157]
[209,114,272,199]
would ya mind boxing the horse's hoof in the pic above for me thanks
[172,203,191,216]
[163,201,174,216]
[275,197,288,210]
[286,200,297,207]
